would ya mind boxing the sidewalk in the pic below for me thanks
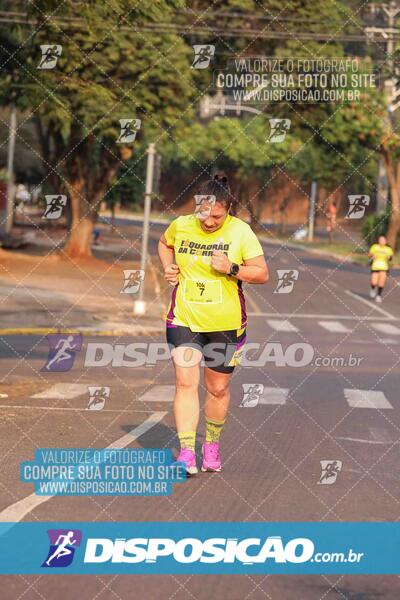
[0,249,166,336]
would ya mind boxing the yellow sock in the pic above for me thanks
[205,418,225,443]
[178,431,196,451]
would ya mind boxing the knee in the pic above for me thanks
[175,374,198,392]
[206,382,230,399]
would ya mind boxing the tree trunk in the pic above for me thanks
[382,151,400,250]
[63,217,95,258]
[63,177,95,259]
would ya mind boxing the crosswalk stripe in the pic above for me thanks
[140,385,175,402]
[258,387,289,405]
[344,389,393,409]
[266,319,298,332]
[31,383,88,400]
[239,386,289,407]
[318,321,351,333]
[371,323,400,335]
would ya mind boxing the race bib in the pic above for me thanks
[183,279,222,304]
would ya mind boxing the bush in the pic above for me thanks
[361,213,389,248]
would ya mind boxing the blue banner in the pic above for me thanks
[0,522,398,574]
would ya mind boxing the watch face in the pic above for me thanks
[231,263,239,275]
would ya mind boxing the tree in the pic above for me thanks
[13,0,195,257]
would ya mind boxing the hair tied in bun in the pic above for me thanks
[214,172,228,185]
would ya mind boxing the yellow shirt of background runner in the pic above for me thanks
[164,215,263,332]
[369,243,393,271]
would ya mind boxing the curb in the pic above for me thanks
[260,235,365,265]
[0,326,165,336]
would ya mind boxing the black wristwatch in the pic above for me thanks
[229,262,240,276]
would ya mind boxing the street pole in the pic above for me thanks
[308,180,317,242]
[5,103,16,235]
[134,142,156,316]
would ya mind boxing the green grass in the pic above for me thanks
[261,234,400,268]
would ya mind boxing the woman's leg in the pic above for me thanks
[376,271,388,301]
[202,367,232,472]
[370,271,378,298]
[172,346,202,442]
[204,367,232,423]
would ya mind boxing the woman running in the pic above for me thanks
[158,173,268,475]
[369,235,393,303]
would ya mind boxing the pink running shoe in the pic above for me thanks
[201,442,222,472]
[175,448,198,476]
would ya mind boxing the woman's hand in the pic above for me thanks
[211,250,231,274]
[164,263,180,286]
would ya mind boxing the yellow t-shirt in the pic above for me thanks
[369,244,393,271]
[164,215,264,332]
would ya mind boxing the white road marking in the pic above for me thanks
[0,411,167,522]
[140,385,175,402]
[344,389,393,409]
[246,290,262,313]
[266,319,298,332]
[336,436,391,445]
[318,321,351,333]
[258,387,289,405]
[372,323,400,335]
[369,427,393,443]
[247,312,394,321]
[345,290,395,320]
[31,383,88,400]
[377,338,400,345]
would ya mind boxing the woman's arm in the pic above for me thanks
[158,235,174,268]
[211,251,268,284]
[158,235,180,285]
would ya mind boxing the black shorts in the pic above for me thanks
[166,325,247,374]
[370,269,389,274]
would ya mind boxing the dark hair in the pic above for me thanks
[198,172,236,215]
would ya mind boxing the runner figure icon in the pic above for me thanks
[45,531,77,566]
[42,194,67,219]
[267,119,291,143]
[346,195,370,219]
[45,335,77,371]
[87,386,110,410]
[191,45,215,69]
[38,44,62,69]
[274,269,299,294]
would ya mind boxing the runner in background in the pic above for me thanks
[158,173,268,475]
[369,235,393,303]
[326,199,337,243]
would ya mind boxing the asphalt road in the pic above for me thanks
[0,233,399,599]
